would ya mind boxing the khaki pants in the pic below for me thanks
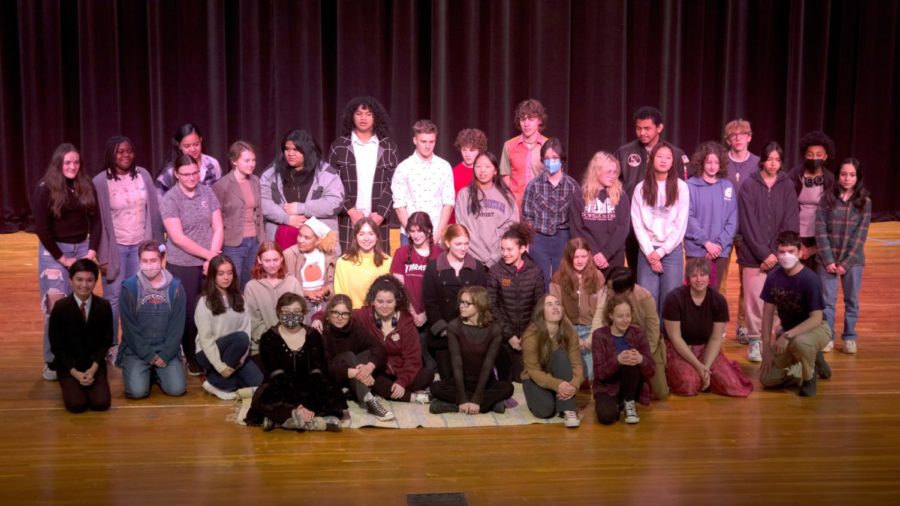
[760,322,832,386]
[742,267,779,340]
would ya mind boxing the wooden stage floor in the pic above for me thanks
[2,225,900,504]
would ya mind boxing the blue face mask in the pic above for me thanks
[544,159,562,174]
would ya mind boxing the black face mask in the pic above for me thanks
[804,158,825,171]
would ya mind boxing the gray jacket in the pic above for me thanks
[259,161,344,240]
[92,167,164,282]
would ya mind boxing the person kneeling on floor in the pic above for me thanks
[49,259,113,413]
[759,231,832,396]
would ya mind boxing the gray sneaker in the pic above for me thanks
[42,364,57,381]
[365,397,395,421]
[624,400,640,424]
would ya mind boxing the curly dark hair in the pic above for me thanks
[340,96,392,139]
[798,131,836,160]
[690,141,729,179]
[454,128,488,151]
[364,274,410,315]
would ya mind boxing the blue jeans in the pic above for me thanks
[38,239,90,364]
[637,244,684,316]
[530,229,570,290]
[223,237,260,290]
[818,264,864,341]
[102,243,140,345]
[120,353,186,398]
[195,331,263,391]
[575,324,593,381]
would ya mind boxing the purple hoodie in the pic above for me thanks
[685,176,738,258]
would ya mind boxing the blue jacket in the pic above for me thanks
[117,272,186,365]
[685,177,738,258]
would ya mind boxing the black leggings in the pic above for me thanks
[166,263,203,364]
[594,364,643,425]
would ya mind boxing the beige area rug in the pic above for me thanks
[230,383,568,429]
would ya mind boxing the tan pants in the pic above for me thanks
[760,323,832,386]
[742,267,779,340]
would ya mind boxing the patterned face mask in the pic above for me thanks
[280,313,303,329]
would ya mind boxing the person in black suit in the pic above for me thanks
[49,259,113,413]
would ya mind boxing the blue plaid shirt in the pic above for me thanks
[522,172,579,235]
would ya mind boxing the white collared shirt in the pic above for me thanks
[76,294,92,319]
[391,151,455,233]
[351,131,379,214]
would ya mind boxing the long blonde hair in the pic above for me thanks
[582,151,622,208]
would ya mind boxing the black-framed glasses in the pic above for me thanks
[330,310,351,318]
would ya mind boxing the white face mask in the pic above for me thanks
[778,252,800,270]
[141,267,162,280]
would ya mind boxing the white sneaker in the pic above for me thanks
[822,341,834,353]
[623,400,640,424]
[202,380,237,401]
[42,364,57,381]
[748,340,762,362]
[842,340,857,354]
[563,410,580,428]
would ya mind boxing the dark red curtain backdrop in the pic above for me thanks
[2,0,898,231]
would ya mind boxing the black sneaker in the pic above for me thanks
[429,399,457,414]
[187,360,203,376]
[815,351,832,380]
[799,376,817,397]
[261,417,275,432]
[365,397,395,421]
[491,401,506,414]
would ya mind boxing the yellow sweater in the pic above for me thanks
[333,251,392,308]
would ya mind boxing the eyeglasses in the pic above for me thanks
[458,300,473,307]
[330,310,351,318]
[729,132,750,139]
[177,171,200,178]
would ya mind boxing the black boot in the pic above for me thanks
[815,351,832,380]
[799,376,817,397]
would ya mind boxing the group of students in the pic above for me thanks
[34,96,870,428]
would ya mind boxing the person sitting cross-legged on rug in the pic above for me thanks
[591,294,655,425]
[662,257,753,397]
[354,275,436,404]
[246,293,345,432]
[759,231,832,396]
[430,286,514,415]
[521,294,585,428]
[320,294,395,422]
[49,259,113,413]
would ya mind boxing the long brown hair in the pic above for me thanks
[524,294,579,371]
[556,238,603,320]
[342,217,388,267]
[42,143,96,218]
[640,141,680,208]
[203,255,245,315]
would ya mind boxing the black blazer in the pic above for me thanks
[49,294,113,374]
